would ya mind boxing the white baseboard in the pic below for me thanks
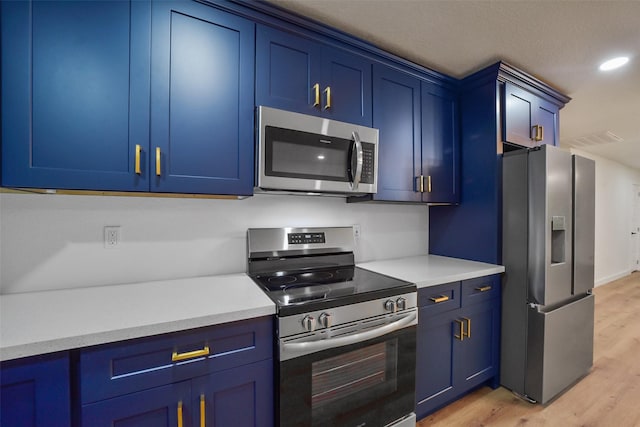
[595,270,633,287]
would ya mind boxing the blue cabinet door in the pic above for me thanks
[0,353,71,427]
[503,82,559,148]
[415,308,458,419]
[321,47,372,125]
[81,381,191,427]
[371,64,422,202]
[454,298,501,391]
[192,359,274,427]
[256,25,372,125]
[150,1,255,195]
[256,25,322,116]
[1,0,150,191]
[421,82,459,204]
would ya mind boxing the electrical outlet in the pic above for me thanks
[353,224,361,241]
[104,226,121,248]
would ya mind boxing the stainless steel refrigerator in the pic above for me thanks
[501,144,595,404]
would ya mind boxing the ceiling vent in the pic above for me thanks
[562,130,624,147]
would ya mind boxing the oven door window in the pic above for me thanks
[278,326,416,427]
[265,126,352,182]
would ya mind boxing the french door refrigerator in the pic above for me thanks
[501,144,595,404]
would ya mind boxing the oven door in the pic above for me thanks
[278,323,416,427]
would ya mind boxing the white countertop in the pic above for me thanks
[0,274,275,361]
[358,254,504,288]
[1,255,503,362]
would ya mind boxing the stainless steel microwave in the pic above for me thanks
[256,106,378,195]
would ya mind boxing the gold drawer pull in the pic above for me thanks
[475,285,492,292]
[430,295,449,303]
[172,346,210,362]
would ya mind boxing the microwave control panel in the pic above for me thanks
[361,142,375,184]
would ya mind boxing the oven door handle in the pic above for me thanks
[281,311,417,360]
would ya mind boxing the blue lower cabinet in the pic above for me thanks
[0,352,71,427]
[78,317,274,427]
[415,276,500,419]
[81,360,273,427]
[454,299,501,390]
[415,308,458,418]
[81,381,190,427]
[192,359,274,427]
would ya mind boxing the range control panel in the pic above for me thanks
[288,232,326,245]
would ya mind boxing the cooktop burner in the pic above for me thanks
[250,265,412,315]
[247,227,415,316]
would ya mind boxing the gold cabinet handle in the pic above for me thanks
[135,144,142,175]
[172,346,210,362]
[416,175,424,193]
[177,401,184,427]
[532,125,544,142]
[455,319,465,341]
[156,147,161,176]
[475,285,492,292]
[200,394,206,427]
[312,83,320,107]
[462,317,471,338]
[427,175,432,193]
[430,295,449,303]
[324,86,331,110]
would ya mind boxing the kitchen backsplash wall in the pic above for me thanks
[0,193,429,294]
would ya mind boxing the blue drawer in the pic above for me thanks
[80,316,273,404]
[461,274,501,306]
[418,281,461,316]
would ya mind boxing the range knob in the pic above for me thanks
[384,299,397,313]
[301,315,316,332]
[396,297,407,311]
[319,312,332,328]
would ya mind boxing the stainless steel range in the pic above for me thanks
[247,226,417,427]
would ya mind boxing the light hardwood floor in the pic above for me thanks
[418,271,640,427]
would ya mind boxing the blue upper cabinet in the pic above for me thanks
[370,63,422,202]
[256,25,372,126]
[150,1,255,195]
[360,64,458,204]
[421,82,460,204]
[2,0,255,196]
[503,81,560,148]
[1,0,151,191]
[1,352,71,427]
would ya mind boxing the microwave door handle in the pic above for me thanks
[351,131,363,190]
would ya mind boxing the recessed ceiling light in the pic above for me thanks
[599,56,629,71]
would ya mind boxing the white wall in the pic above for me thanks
[571,148,640,286]
[0,193,429,294]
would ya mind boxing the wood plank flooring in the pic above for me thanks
[418,272,640,427]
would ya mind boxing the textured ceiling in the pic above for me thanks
[269,0,640,171]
